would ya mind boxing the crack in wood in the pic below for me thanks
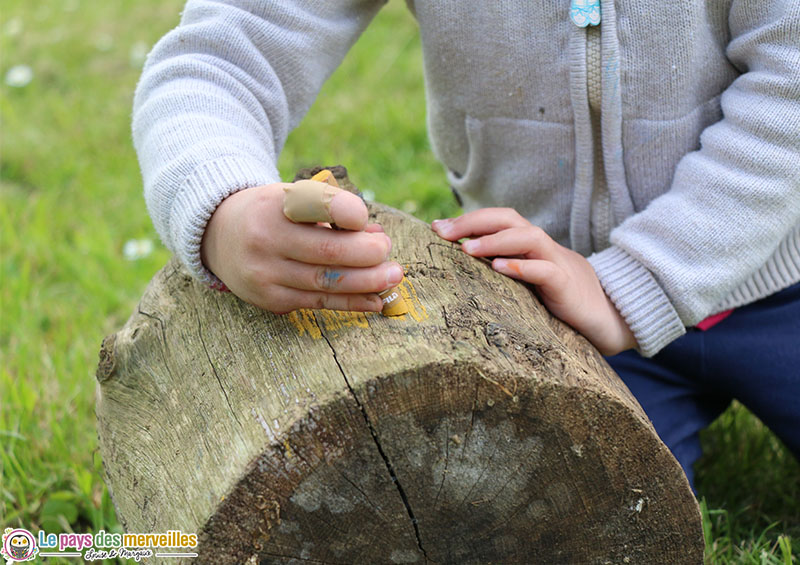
[454,417,503,514]
[289,441,393,543]
[137,305,168,348]
[318,329,431,564]
[426,241,459,268]
[457,382,480,473]
[334,467,393,525]
[431,419,450,512]
[479,488,539,540]
[196,314,244,430]
[213,299,239,361]
[471,438,549,544]
[136,306,178,385]
[481,452,531,509]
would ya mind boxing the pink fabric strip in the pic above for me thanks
[695,309,734,331]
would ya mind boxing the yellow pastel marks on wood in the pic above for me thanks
[287,309,367,339]
[316,310,370,337]
[397,276,428,322]
[285,276,426,338]
[283,438,294,459]
[287,310,322,339]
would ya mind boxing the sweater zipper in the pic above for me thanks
[586,25,614,251]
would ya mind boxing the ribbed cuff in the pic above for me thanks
[588,245,686,357]
[169,154,281,287]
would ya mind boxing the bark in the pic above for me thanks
[96,168,703,564]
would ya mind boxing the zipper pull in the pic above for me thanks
[570,0,601,27]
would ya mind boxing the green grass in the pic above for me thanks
[1,1,797,563]
[697,404,799,563]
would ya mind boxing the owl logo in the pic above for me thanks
[1,528,38,562]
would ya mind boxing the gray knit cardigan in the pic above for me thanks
[132,0,800,356]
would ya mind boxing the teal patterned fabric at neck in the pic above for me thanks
[570,0,601,26]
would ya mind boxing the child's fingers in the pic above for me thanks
[283,181,368,231]
[268,287,383,313]
[431,208,530,240]
[277,260,404,294]
[284,227,391,267]
[364,223,384,233]
[329,190,369,231]
[492,258,568,295]
[461,226,560,262]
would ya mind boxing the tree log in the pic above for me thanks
[96,168,703,564]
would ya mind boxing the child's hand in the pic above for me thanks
[432,208,636,355]
[201,183,403,314]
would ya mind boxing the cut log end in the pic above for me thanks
[202,363,701,564]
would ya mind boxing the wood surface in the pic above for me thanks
[96,168,703,564]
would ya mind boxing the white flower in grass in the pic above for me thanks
[4,18,22,37]
[5,65,33,88]
[129,41,149,68]
[123,239,154,261]
[94,33,113,52]
[402,200,418,214]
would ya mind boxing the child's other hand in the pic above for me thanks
[431,208,636,356]
[201,183,403,314]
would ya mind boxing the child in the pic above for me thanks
[133,0,800,487]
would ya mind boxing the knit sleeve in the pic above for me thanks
[133,0,386,284]
[589,0,800,357]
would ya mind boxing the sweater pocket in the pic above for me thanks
[445,115,575,246]
[622,94,723,212]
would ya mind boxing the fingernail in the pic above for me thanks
[432,219,452,235]
[462,239,479,254]
[383,234,392,255]
[493,258,508,271]
[386,264,404,286]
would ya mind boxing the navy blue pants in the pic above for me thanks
[606,282,800,488]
